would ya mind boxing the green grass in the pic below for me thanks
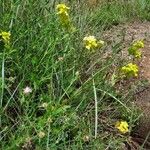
[0,0,150,149]
[88,0,150,31]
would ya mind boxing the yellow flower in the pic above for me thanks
[56,4,70,15]
[56,4,71,27]
[121,63,138,77]
[133,40,144,49]
[83,36,104,50]
[115,121,129,134]
[83,36,98,50]
[128,40,144,58]
[0,31,11,44]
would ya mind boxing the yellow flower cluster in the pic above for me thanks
[133,40,144,48]
[121,63,138,77]
[56,4,104,51]
[128,40,144,59]
[121,40,144,78]
[83,36,104,51]
[56,4,71,27]
[0,31,11,46]
[115,121,129,134]
[56,4,70,15]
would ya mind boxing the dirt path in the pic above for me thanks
[102,21,150,143]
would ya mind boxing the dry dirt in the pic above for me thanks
[102,21,150,145]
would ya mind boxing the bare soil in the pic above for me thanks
[102,21,150,145]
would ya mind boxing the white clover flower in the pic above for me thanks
[23,86,32,95]
[41,102,48,108]
[38,131,45,138]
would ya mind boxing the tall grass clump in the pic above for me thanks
[0,0,149,149]
[88,0,150,30]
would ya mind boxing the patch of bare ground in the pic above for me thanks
[103,21,150,148]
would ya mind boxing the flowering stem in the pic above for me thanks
[92,73,98,139]
[46,123,51,149]
[0,54,5,128]
[1,54,4,107]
